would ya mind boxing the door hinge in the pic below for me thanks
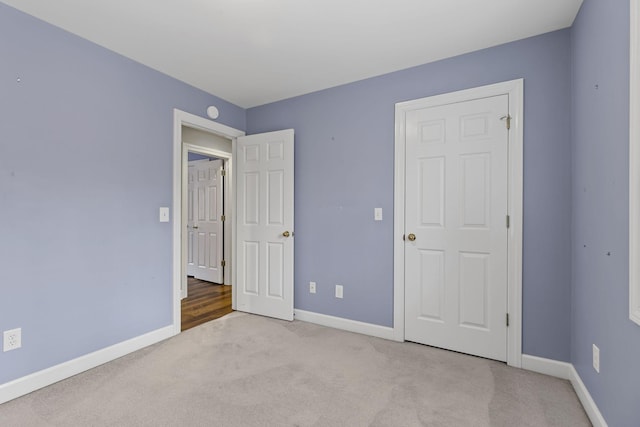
[506,215,510,229]
[221,169,226,176]
[221,260,226,267]
[501,114,512,130]
[506,313,510,327]
[221,215,226,222]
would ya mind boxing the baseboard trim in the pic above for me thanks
[568,365,608,427]
[521,354,607,427]
[294,309,396,341]
[521,354,572,379]
[0,325,175,405]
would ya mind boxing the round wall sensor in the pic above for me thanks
[206,106,219,119]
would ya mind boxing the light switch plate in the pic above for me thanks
[159,207,170,222]
[374,208,383,221]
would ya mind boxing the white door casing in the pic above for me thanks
[186,159,224,284]
[393,80,523,367]
[404,94,509,361]
[235,129,295,321]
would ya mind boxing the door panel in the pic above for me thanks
[458,251,489,328]
[405,95,509,361]
[420,157,445,226]
[236,129,294,321]
[267,242,284,297]
[268,171,284,224]
[418,249,445,321]
[243,241,259,295]
[460,154,490,227]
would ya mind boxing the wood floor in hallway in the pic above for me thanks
[181,277,233,331]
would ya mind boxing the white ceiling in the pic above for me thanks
[3,0,583,108]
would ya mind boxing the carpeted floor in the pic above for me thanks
[0,312,590,426]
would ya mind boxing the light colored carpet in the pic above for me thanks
[0,312,590,426]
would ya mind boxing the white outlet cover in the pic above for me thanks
[374,207,383,221]
[309,281,317,294]
[335,284,343,299]
[3,328,22,352]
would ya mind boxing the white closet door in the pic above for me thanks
[404,95,509,361]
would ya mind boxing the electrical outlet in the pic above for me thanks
[3,328,22,352]
[592,344,600,373]
[309,281,317,294]
[335,284,343,299]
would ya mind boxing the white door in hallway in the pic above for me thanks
[186,159,224,284]
[404,94,509,361]
[235,129,294,321]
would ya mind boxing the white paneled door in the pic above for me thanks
[186,159,224,284]
[404,95,509,361]
[236,129,294,321]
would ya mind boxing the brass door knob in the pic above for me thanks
[282,231,291,237]
[193,225,199,229]
[407,233,416,241]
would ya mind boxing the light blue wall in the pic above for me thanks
[247,30,574,362]
[0,3,245,384]
[7,4,637,424]
[571,1,640,426]
[188,153,213,161]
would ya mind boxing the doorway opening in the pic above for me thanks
[172,110,245,334]
[182,151,231,331]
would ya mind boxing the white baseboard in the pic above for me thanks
[0,325,175,405]
[568,365,608,427]
[294,309,396,341]
[521,354,572,379]
[521,354,607,427]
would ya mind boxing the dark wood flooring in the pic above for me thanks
[181,277,233,331]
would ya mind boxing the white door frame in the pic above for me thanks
[393,79,524,367]
[172,109,245,334]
